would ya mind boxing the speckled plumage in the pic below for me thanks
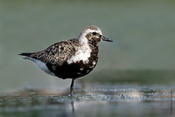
[25,39,98,79]
[19,25,112,95]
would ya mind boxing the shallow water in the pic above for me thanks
[0,84,175,117]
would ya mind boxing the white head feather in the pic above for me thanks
[79,25,102,44]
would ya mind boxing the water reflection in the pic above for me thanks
[170,89,174,114]
[0,85,175,117]
[71,100,75,116]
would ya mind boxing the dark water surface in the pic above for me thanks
[0,84,175,117]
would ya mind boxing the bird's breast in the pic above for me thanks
[67,43,92,64]
[47,50,99,79]
[51,60,96,79]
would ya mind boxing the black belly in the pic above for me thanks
[46,61,97,79]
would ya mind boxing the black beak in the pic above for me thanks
[102,36,113,42]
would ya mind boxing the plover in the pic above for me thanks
[19,25,112,95]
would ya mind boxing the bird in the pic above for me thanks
[19,25,113,95]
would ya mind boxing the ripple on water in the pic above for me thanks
[0,85,175,114]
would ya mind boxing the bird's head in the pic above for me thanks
[79,25,112,45]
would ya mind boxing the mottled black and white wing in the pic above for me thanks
[19,40,77,75]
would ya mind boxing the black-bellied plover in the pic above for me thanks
[19,25,113,95]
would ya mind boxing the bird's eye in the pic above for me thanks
[92,32,97,35]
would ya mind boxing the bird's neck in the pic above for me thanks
[79,36,99,47]
[79,34,88,45]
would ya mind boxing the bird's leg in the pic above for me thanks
[70,79,75,96]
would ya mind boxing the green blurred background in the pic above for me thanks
[0,0,175,92]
